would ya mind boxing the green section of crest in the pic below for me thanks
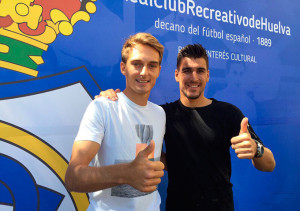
[0,35,44,70]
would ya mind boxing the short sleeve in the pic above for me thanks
[75,100,105,144]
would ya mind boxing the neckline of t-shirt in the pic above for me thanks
[178,98,216,110]
[118,92,149,109]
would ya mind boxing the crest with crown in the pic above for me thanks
[0,0,96,77]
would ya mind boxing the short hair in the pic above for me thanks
[121,32,164,65]
[177,44,209,70]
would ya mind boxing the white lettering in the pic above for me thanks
[187,0,195,15]
[178,0,186,13]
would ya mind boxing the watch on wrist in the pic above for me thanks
[254,139,264,158]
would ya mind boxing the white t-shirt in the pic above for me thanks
[75,92,166,211]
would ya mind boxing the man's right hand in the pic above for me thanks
[127,140,164,192]
[95,89,120,100]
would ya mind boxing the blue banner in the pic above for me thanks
[0,0,299,210]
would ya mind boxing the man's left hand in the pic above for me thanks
[231,117,257,159]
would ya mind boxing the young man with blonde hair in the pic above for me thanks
[65,32,165,211]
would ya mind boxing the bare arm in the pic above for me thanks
[65,140,121,192]
[252,147,275,172]
[231,117,276,172]
[65,140,165,193]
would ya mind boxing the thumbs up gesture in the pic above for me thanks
[231,117,257,159]
[127,140,164,192]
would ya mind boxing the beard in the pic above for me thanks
[182,89,202,99]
